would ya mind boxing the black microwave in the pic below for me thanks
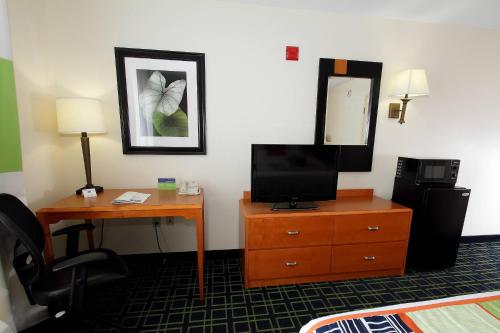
[396,157,460,186]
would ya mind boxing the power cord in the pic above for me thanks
[153,219,167,265]
[98,219,105,248]
[154,221,165,254]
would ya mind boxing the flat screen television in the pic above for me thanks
[251,144,340,210]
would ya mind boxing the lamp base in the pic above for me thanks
[76,185,104,195]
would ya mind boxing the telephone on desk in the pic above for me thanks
[179,181,200,195]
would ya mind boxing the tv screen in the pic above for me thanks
[251,144,340,204]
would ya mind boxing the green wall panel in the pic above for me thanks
[0,57,22,173]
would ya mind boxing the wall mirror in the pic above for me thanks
[315,59,382,171]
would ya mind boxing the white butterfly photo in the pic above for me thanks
[137,70,189,137]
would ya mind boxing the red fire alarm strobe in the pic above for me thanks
[286,46,299,61]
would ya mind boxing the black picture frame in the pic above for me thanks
[314,59,382,171]
[115,47,206,155]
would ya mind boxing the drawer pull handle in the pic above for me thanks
[287,230,300,236]
[364,256,376,261]
[285,261,298,267]
[367,226,380,231]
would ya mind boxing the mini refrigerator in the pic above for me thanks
[392,179,471,270]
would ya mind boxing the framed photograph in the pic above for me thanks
[115,47,206,154]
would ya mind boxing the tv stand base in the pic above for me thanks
[271,201,318,211]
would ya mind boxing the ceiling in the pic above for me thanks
[225,0,500,30]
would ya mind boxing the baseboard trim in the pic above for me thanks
[205,249,241,259]
[120,236,500,262]
[121,236,500,262]
[461,235,500,243]
[122,249,241,262]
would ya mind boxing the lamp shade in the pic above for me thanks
[391,69,430,97]
[56,98,106,134]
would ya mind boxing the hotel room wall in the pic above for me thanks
[7,0,500,256]
[1,0,48,330]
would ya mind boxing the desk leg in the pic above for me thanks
[37,214,55,262]
[85,219,95,249]
[195,211,205,302]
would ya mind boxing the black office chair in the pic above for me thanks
[0,193,129,331]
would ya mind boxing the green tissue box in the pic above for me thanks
[158,178,176,190]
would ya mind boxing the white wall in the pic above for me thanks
[0,0,10,59]
[7,0,500,256]
[0,3,15,329]
[1,0,47,330]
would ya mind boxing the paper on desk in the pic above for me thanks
[112,191,151,204]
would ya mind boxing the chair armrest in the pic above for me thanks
[52,251,110,272]
[52,223,95,237]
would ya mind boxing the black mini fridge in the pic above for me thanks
[392,179,471,270]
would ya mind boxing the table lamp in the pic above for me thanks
[56,98,106,194]
[388,69,430,124]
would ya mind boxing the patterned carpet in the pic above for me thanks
[23,241,500,333]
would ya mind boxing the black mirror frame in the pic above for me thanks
[314,59,383,171]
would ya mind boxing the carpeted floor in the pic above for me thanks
[23,241,500,332]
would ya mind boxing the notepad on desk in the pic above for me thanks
[112,191,151,204]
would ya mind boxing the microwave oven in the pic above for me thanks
[396,157,460,186]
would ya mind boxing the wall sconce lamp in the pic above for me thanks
[56,98,106,194]
[388,69,429,124]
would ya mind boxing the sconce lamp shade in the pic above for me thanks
[391,69,430,97]
[56,98,106,134]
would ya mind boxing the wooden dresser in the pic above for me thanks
[240,189,412,288]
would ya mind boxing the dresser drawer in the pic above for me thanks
[331,242,407,273]
[333,212,411,244]
[247,216,333,249]
[248,246,331,280]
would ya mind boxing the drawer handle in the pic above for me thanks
[364,256,376,261]
[285,261,298,267]
[367,226,380,231]
[287,230,300,236]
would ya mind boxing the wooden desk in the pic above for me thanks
[36,188,205,300]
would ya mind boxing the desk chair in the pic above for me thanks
[0,193,129,331]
